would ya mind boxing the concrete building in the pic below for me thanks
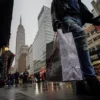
[15,17,25,70]
[9,67,15,74]
[83,24,100,74]
[33,6,54,74]
[26,45,34,75]
[84,24,100,61]
[18,45,28,73]
[26,51,30,72]
[91,0,100,16]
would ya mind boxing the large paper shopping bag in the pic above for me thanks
[46,29,83,81]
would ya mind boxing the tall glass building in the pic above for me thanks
[33,6,54,74]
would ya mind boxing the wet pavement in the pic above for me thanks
[0,82,97,100]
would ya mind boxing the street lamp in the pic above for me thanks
[4,47,9,52]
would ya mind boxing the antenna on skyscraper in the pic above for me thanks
[20,16,22,25]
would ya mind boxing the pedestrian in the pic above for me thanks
[41,72,46,82]
[11,74,15,86]
[14,71,19,87]
[51,0,100,98]
[37,72,41,83]
[19,74,23,85]
[23,69,29,84]
[7,72,12,88]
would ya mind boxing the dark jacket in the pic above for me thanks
[14,72,19,79]
[51,0,93,30]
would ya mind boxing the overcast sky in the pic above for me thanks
[10,0,93,55]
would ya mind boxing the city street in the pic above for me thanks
[0,0,100,100]
[0,82,96,100]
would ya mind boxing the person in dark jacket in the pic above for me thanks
[51,0,100,97]
[7,72,12,88]
[14,71,19,87]
[23,70,29,84]
[19,74,23,85]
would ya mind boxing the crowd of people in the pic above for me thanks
[34,72,46,83]
[7,70,29,87]
[6,70,47,88]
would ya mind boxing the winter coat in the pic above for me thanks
[51,0,93,31]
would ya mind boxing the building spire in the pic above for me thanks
[20,16,22,25]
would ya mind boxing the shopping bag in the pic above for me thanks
[46,29,83,82]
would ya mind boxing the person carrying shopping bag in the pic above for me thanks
[51,0,100,98]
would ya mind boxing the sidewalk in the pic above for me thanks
[16,82,96,100]
[0,82,97,100]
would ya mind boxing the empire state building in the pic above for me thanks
[15,17,25,69]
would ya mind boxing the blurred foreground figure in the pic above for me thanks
[0,0,14,87]
[0,0,14,48]
[19,74,24,85]
[23,70,29,84]
[51,0,100,98]
[14,71,19,87]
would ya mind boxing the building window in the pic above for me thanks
[93,35,100,41]
[89,47,96,52]
[91,54,99,61]
[98,35,100,39]
[88,39,93,45]
[91,29,97,35]
[87,33,90,38]
[96,44,100,50]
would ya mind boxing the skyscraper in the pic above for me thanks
[26,44,34,74]
[18,45,28,73]
[83,24,100,74]
[33,6,54,74]
[15,17,25,70]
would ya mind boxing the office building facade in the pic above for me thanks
[84,24,100,74]
[33,6,54,74]
[26,45,34,74]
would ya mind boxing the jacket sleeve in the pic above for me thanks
[51,1,60,32]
